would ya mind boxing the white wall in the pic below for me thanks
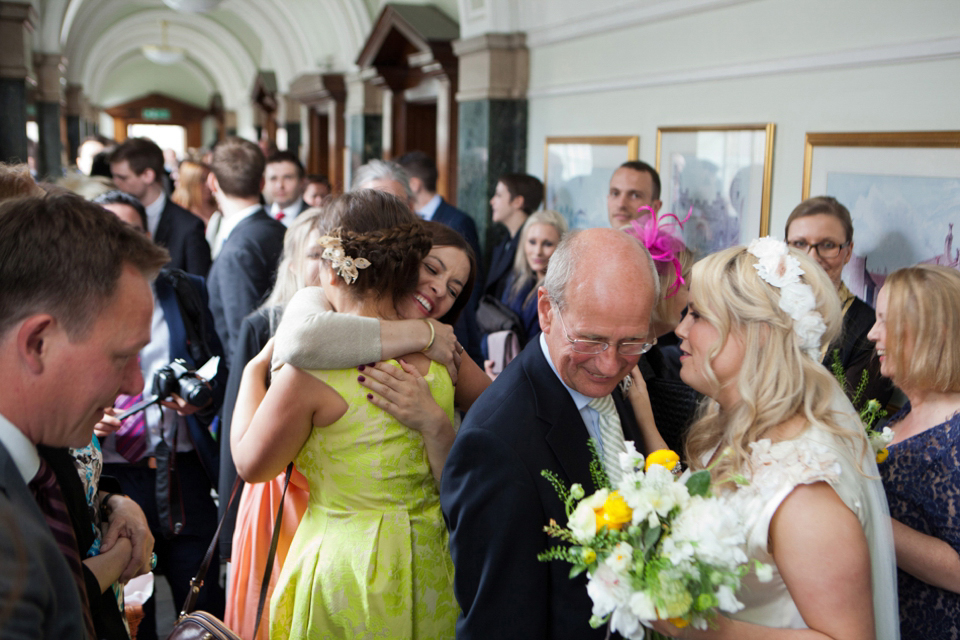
[524,0,960,235]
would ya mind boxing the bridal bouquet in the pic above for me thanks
[539,443,769,637]
[829,349,893,462]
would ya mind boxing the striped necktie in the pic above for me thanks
[113,392,148,462]
[29,458,97,640]
[588,394,627,486]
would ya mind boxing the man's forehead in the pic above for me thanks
[611,167,651,190]
[267,161,299,176]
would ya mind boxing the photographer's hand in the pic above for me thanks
[159,392,210,416]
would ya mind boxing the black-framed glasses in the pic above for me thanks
[787,239,851,259]
[554,305,656,356]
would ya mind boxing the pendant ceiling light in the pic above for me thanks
[141,20,185,65]
[163,0,223,13]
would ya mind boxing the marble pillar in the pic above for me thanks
[65,84,82,163]
[453,33,529,258]
[34,53,65,179]
[345,76,383,184]
[0,2,37,164]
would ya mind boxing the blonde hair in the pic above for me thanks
[651,247,693,329]
[883,264,960,393]
[509,209,568,304]
[262,207,336,314]
[683,245,864,481]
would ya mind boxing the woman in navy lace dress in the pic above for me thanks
[868,264,960,639]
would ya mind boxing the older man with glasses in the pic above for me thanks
[441,227,660,640]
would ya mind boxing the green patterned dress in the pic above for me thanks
[269,360,458,639]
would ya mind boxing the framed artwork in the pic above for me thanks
[656,124,775,258]
[803,131,960,306]
[544,135,639,230]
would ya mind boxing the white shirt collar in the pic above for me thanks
[417,194,442,221]
[214,203,262,257]
[270,200,302,227]
[145,191,166,237]
[0,410,40,483]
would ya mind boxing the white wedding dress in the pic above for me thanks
[718,390,900,638]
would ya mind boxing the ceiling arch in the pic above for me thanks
[73,11,255,109]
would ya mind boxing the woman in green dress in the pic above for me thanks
[233,190,458,639]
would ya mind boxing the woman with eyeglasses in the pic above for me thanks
[785,196,893,406]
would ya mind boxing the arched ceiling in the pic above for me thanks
[36,0,390,112]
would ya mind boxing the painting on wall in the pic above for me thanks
[656,124,775,259]
[544,136,639,230]
[803,131,960,306]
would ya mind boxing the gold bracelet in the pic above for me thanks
[421,319,436,352]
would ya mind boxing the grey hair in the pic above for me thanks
[351,160,414,203]
[544,229,660,311]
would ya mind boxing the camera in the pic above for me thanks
[152,359,213,409]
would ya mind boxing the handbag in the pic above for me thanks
[486,330,521,377]
[165,465,293,640]
[476,294,526,346]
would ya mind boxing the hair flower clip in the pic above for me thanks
[623,206,692,298]
[317,235,371,285]
[747,237,826,359]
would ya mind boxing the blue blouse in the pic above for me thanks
[880,402,960,639]
[502,274,541,344]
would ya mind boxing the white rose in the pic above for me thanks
[605,541,634,573]
[568,500,598,544]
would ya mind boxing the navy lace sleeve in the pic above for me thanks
[880,403,960,639]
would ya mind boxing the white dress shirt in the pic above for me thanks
[0,410,40,483]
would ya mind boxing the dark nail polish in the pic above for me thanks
[367,393,373,400]
[367,362,376,368]
[357,375,365,382]
[358,365,365,371]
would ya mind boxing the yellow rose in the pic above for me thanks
[668,617,689,628]
[595,491,633,531]
[645,449,680,472]
[876,448,890,464]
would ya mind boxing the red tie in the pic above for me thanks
[113,392,148,462]
[29,458,97,639]
[274,210,285,221]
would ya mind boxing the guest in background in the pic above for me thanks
[494,210,567,348]
[264,151,307,227]
[352,160,414,208]
[172,160,217,228]
[868,264,960,639]
[485,174,543,299]
[303,174,332,206]
[622,207,698,455]
[110,137,211,277]
[785,196,893,406]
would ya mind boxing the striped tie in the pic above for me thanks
[114,392,148,462]
[29,458,97,640]
[588,394,627,486]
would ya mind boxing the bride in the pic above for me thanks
[652,238,898,639]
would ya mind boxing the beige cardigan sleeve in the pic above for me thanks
[273,286,382,369]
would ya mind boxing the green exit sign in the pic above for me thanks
[142,107,171,120]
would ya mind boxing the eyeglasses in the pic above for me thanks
[787,239,851,259]
[554,305,656,356]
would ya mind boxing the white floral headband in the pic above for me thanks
[316,235,371,285]
[747,237,826,360]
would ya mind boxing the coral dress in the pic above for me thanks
[224,465,310,640]
[269,360,458,639]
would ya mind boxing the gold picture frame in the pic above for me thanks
[544,135,639,230]
[656,124,775,257]
[801,130,960,306]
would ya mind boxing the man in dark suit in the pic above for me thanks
[441,228,659,640]
[485,173,544,299]
[398,150,485,363]
[206,137,286,365]
[110,137,212,277]
[265,150,308,226]
[0,194,167,639]
[95,191,227,639]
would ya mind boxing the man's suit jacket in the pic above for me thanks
[484,234,517,299]
[440,339,644,640]
[206,208,285,366]
[155,198,212,277]
[433,199,485,364]
[0,442,87,640]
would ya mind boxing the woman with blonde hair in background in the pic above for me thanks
[172,160,217,228]
[653,239,897,639]
[868,264,960,639]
